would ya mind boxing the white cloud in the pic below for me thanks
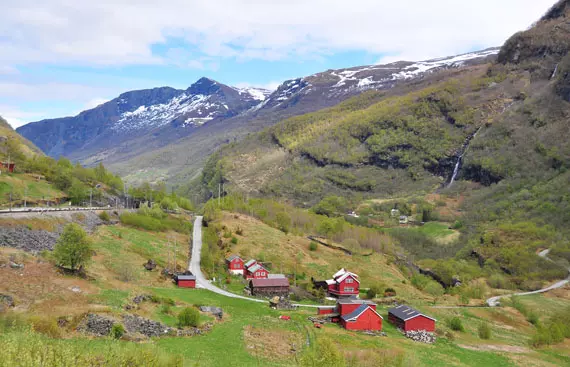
[0,1,557,67]
[83,98,110,110]
[0,106,46,128]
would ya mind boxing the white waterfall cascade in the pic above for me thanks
[447,127,482,188]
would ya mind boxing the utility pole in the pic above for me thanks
[174,238,177,273]
[24,187,27,208]
[222,183,225,206]
[90,188,93,208]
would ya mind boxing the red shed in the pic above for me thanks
[337,299,376,316]
[175,274,196,288]
[226,255,244,275]
[0,162,15,173]
[388,305,436,332]
[244,263,268,280]
[340,304,383,331]
[317,306,337,315]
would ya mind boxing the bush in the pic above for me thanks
[178,307,200,328]
[448,317,464,332]
[99,211,110,221]
[53,223,92,271]
[478,322,491,339]
[235,226,244,235]
[230,236,238,244]
[384,287,396,297]
[223,230,232,238]
[30,317,62,338]
[309,241,318,251]
[109,324,125,339]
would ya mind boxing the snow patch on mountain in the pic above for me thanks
[113,93,216,132]
[390,49,500,80]
[237,87,271,101]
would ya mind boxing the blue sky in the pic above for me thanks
[1,0,557,128]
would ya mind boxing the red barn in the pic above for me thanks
[388,305,436,332]
[175,274,196,288]
[0,162,15,173]
[337,299,376,316]
[244,263,268,279]
[340,304,383,331]
[226,255,244,275]
[326,269,360,297]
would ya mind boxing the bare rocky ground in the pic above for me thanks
[0,211,111,253]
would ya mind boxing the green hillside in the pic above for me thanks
[0,116,43,161]
[197,3,570,290]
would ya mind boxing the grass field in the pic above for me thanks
[1,216,570,366]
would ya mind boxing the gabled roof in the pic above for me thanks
[336,272,360,284]
[250,278,289,287]
[337,299,375,305]
[341,304,383,322]
[244,259,257,268]
[388,305,437,322]
[332,268,347,279]
[226,254,242,262]
[248,263,266,273]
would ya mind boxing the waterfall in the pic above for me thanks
[447,127,482,188]
[551,64,559,80]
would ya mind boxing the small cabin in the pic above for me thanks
[0,162,15,173]
[175,274,196,288]
[249,277,290,297]
[388,305,436,332]
[226,255,244,275]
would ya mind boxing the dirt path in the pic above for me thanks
[486,249,570,306]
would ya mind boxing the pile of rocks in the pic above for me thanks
[199,306,223,320]
[77,314,116,336]
[144,259,157,271]
[404,330,436,344]
[122,314,173,338]
[132,294,153,304]
[0,227,59,253]
[270,296,297,310]
[0,294,15,312]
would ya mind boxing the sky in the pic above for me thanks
[0,0,558,128]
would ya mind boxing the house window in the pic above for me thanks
[345,278,353,284]
[344,287,354,292]
[256,272,260,276]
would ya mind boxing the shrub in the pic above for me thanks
[478,322,491,339]
[99,211,110,221]
[223,230,232,238]
[230,236,238,244]
[53,223,92,271]
[451,220,463,229]
[178,307,200,327]
[109,324,125,339]
[30,317,62,338]
[424,281,444,297]
[235,226,244,235]
[309,241,318,251]
[384,287,396,297]
[448,317,464,332]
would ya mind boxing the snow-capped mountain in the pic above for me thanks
[17,77,270,158]
[17,47,499,175]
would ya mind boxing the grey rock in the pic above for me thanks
[122,314,173,338]
[77,314,116,336]
[0,294,15,311]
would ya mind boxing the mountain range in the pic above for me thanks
[16,48,500,187]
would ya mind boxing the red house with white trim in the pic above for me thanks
[388,305,436,332]
[244,260,268,280]
[226,255,244,275]
[325,268,360,297]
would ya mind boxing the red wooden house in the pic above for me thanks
[0,162,15,173]
[175,274,196,288]
[226,255,244,275]
[388,305,436,332]
[244,262,268,280]
[326,268,360,297]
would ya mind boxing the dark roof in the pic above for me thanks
[388,305,436,322]
[337,299,375,305]
[341,304,382,321]
[226,254,242,262]
[250,278,289,287]
[176,274,196,281]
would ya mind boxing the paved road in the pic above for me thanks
[188,216,321,308]
[188,216,266,303]
[486,249,570,306]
